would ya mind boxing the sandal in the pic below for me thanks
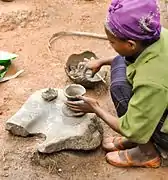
[102,136,137,152]
[106,149,161,168]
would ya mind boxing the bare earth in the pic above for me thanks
[0,0,168,179]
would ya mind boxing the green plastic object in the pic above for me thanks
[0,51,18,79]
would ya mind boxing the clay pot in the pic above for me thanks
[64,84,86,101]
[65,51,107,89]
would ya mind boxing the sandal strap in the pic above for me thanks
[144,156,161,167]
[111,137,120,151]
[124,150,134,165]
[111,137,125,151]
[118,137,125,149]
[118,150,160,167]
[116,150,132,166]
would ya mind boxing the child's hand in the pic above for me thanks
[0,66,4,71]
[66,95,100,113]
[78,57,102,76]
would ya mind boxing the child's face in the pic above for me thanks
[105,27,139,57]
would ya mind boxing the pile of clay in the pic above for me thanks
[41,88,58,101]
[69,63,93,79]
[65,51,106,88]
[6,88,103,153]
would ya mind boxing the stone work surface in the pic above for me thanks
[5,89,103,153]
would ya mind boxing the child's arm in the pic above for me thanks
[66,95,120,133]
[81,56,115,75]
[97,56,115,66]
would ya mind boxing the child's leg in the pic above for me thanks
[104,56,166,167]
[152,110,168,151]
[106,141,161,168]
[103,56,136,151]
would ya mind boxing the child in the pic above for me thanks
[67,0,168,168]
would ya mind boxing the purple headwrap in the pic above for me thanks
[106,0,161,40]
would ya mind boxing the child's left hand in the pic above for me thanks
[66,96,100,113]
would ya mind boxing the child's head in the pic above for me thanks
[105,0,161,57]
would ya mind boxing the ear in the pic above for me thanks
[127,40,136,50]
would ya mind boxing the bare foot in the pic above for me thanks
[106,142,161,168]
[102,136,137,152]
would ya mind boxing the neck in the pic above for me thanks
[126,46,147,63]
[133,45,147,59]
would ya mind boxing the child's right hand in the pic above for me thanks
[78,57,102,76]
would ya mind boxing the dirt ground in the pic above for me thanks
[0,0,168,179]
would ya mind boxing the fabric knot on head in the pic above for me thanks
[139,12,156,33]
[106,0,161,41]
[109,0,123,13]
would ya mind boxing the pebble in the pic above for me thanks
[2,173,9,177]
[58,168,62,172]
[93,172,97,176]
[3,166,9,171]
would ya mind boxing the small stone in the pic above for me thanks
[3,166,9,170]
[72,165,75,169]
[93,172,97,176]
[20,22,27,28]
[58,168,62,172]
[21,14,28,20]
[2,173,9,177]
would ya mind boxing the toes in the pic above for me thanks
[106,151,121,164]
[102,136,115,144]
[102,136,118,151]
[102,142,114,151]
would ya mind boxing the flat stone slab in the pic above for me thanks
[5,89,103,153]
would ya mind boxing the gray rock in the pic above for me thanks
[6,89,103,153]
